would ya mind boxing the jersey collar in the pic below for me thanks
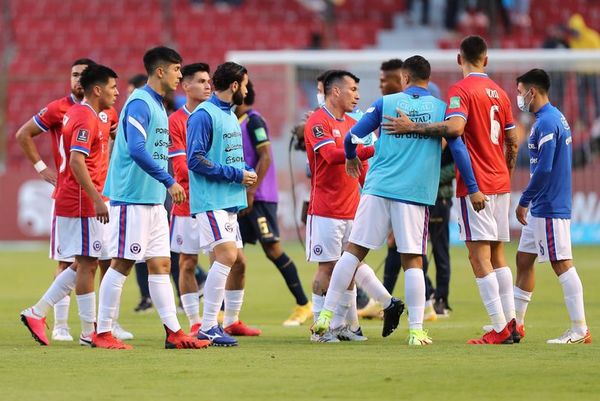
[81,101,98,116]
[534,102,552,117]
[467,72,488,78]
[183,105,193,116]
[209,93,234,111]
[322,106,345,122]
[403,86,431,97]
[141,84,164,107]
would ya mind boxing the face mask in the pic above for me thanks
[517,89,532,112]
[316,93,325,107]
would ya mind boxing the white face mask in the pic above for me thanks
[316,93,325,107]
[517,89,532,112]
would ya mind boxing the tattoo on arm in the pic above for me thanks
[504,130,518,174]
[413,123,449,138]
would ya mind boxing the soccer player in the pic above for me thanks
[312,56,441,345]
[20,64,119,346]
[382,36,520,344]
[95,46,210,350]
[16,58,96,342]
[187,62,257,346]
[235,81,312,327]
[304,70,392,342]
[513,69,591,344]
[168,62,212,334]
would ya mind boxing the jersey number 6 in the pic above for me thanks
[489,105,500,145]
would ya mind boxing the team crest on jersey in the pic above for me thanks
[313,244,323,256]
[93,241,102,252]
[77,129,89,143]
[449,96,461,109]
[99,111,108,124]
[38,107,48,116]
[312,125,325,139]
[130,243,141,254]
[224,222,234,233]
[332,129,341,138]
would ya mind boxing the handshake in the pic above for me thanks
[242,170,257,187]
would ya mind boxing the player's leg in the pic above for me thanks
[382,235,402,294]
[544,218,591,344]
[179,253,201,332]
[513,214,538,340]
[223,248,261,336]
[74,254,99,346]
[422,254,438,322]
[430,198,452,316]
[133,262,153,312]
[52,260,74,341]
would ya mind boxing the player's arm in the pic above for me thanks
[446,138,488,211]
[15,117,57,185]
[168,118,188,184]
[124,100,185,204]
[186,110,256,187]
[70,151,109,224]
[242,115,271,214]
[516,129,557,225]
[381,113,466,138]
[504,127,519,176]
[344,99,381,177]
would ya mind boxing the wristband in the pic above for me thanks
[34,160,47,173]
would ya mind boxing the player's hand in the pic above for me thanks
[39,167,58,186]
[239,192,255,217]
[168,183,187,204]
[345,157,363,178]
[516,205,528,226]
[242,170,257,187]
[381,108,414,134]
[469,191,489,212]
[94,199,109,224]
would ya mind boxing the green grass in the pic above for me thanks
[1,242,599,401]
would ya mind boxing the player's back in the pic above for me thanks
[447,73,515,197]
[304,107,361,220]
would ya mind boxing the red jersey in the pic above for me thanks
[33,94,78,197]
[305,107,363,220]
[97,106,119,201]
[445,73,515,197]
[168,106,192,216]
[54,103,109,217]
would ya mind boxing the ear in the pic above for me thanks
[93,85,102,97]
[483,55,488,67]
[457,54,462,66]
[155,66,164,79]
[231,81,239,92]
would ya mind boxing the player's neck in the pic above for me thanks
[215,91,233,105]
[324,101,345,120]
[83,97,101,114]
[531,98,550,114]
[462,64,486,77]
[147,78,166,97]
[186,99,201,113]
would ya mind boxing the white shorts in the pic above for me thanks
[49,200,74,263]
[51,216,105,259]
[306,214,352,262]
[349,194,428,255]
[170,215,200,255]
[196,210,243,252]
[457,193,510,242]
[517,215,572,263]
[109,204,170,261]
[99,201,113,261]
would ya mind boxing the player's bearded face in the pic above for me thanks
[71,64,88,99]
[232,75,248,106]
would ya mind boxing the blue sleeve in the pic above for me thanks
[125,100,175,188]
[186,109,244,183]
[344,98,383,159]
[447,137,479,194]
[519,131,556,207]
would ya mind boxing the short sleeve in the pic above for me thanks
[304,113,335,152]
[33,100,62,132]
[445,84,469,121]
[503,95,516,130]
[168,114,186,157]
[247,114,270,148]
[70,114,96,157]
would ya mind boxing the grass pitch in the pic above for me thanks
[1,242,599,401]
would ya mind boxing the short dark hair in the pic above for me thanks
[72,58,96,67]
[143,46,183,75]
[460,35,487,65]
[243,80,255,106]
[401,55,431,82]
[323,70,360,95]
[80,64,118,93]
[380,58,403,71]
[516,68,551,93]
[316,70,333,83]
[212,62,247,91]
[182,63,210,80]
[128,73,147,88]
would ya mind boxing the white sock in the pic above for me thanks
[180,292,201,326]
[355,263,392,309]
[201,261,230,330]
[476,272,507,332]
[513,286,532,326]
[54,295,71,328]
[224,289,244,327]
[322,252,359,313]
[331,289,354,329]
[97,268,127,334]
[346,286,360,331]
[312,293,324,323]
[558,267,588,335]
[405,268,425,330]
[76,292,96,335]
[148,274,181,333]
[33,267,77,317]
[495,266,516,322]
